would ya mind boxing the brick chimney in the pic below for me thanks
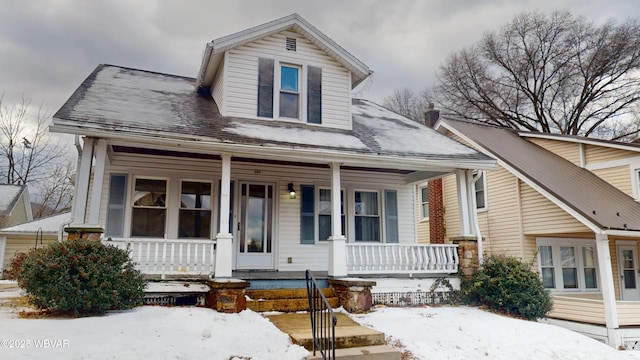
[424,103,440,128]
[423,103,445,243]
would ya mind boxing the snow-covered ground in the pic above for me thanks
[1,280,639,359]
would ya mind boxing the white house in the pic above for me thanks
[49,14,494,281]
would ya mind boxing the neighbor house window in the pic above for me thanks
[179,181,212,238]
[355,191,380,242]
[473,171,486,210]
[279,65,300,118]
[536,238,599,291]
[131,178,167,237]
[419,185,429,220]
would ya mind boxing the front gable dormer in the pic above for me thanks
[196,14,372,130]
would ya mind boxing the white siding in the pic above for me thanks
[211,56,225,113]
[98,152,415,272]
[213,29,352,129]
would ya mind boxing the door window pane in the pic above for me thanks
[420,186,429,219]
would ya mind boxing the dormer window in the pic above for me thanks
[280,65,300,118]
[257,57,322,124]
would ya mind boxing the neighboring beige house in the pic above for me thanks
[47,14,494,286]
[0,212,70,277]
[0,184,32,229]
[419,118,640,348]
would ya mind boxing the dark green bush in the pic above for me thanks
[17,239,146,316]
[461,255,552,320]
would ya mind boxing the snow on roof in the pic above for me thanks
[0,212,71,234]
[52,65,491,166]
[0,185,25,214]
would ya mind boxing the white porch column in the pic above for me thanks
[455,169,476,236]
[73,137,95,224]
[595,233,621,347]
[88,139,107,225]
[215,153,233,278]
[328,162,347,277]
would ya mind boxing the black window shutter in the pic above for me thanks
[300,185,315,244]
[384,190,399,243]
[258,58,274,118]
[307,66,322,124]
[105,174,128,237]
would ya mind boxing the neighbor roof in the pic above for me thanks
[51,65,492,171]
[0,184,26,215]
[0,212,71,234]
[196,13,372,90]
[439,119,640,233]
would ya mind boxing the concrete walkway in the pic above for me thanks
[267,313,400,359]
[267,313,386,350]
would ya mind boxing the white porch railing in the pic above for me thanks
[346,243,459,274]
[105,238,216,278]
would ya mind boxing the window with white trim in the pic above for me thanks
[473,170,487,210]
[419,184,429,220]
[178,181,213,239]
[300,186,398,244]
[536,238,599,291]
[257,58,322,124]
[131,178,167,238]
[318,188,345,241]
[354,190,380,242]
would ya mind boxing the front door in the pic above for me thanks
[617,244,640,301]
[235,182,275,269]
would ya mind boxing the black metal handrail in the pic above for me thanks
[305,269,337,359]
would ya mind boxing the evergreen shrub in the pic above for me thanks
[461,255,552,320]
[17,238,146,316]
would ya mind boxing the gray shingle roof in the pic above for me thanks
[442,119,640,232]
[52,65,489,165]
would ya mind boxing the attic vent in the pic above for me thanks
[286,37,296,51]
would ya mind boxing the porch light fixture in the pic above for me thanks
[288,183,296,199]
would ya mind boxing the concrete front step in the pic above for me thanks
[246,288,338,312]
[267,313,386,350]
[305,345,401,360]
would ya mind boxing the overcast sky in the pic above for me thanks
[0,0,638,124]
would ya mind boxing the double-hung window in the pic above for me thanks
[536,238,598,291]
[179,181,212,239]
[318,188,345,241]
[131,178,167,238]
[354,191,380,242]
[419,184,429,220]
[257,57,322,124]
[300,186,398,244]
[279,65,300,118]
[473,171,487,210]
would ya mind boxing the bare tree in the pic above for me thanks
[32,161,75,218]
[382,87,433,123]
[435,11,640,139]
[0,95,73,217]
